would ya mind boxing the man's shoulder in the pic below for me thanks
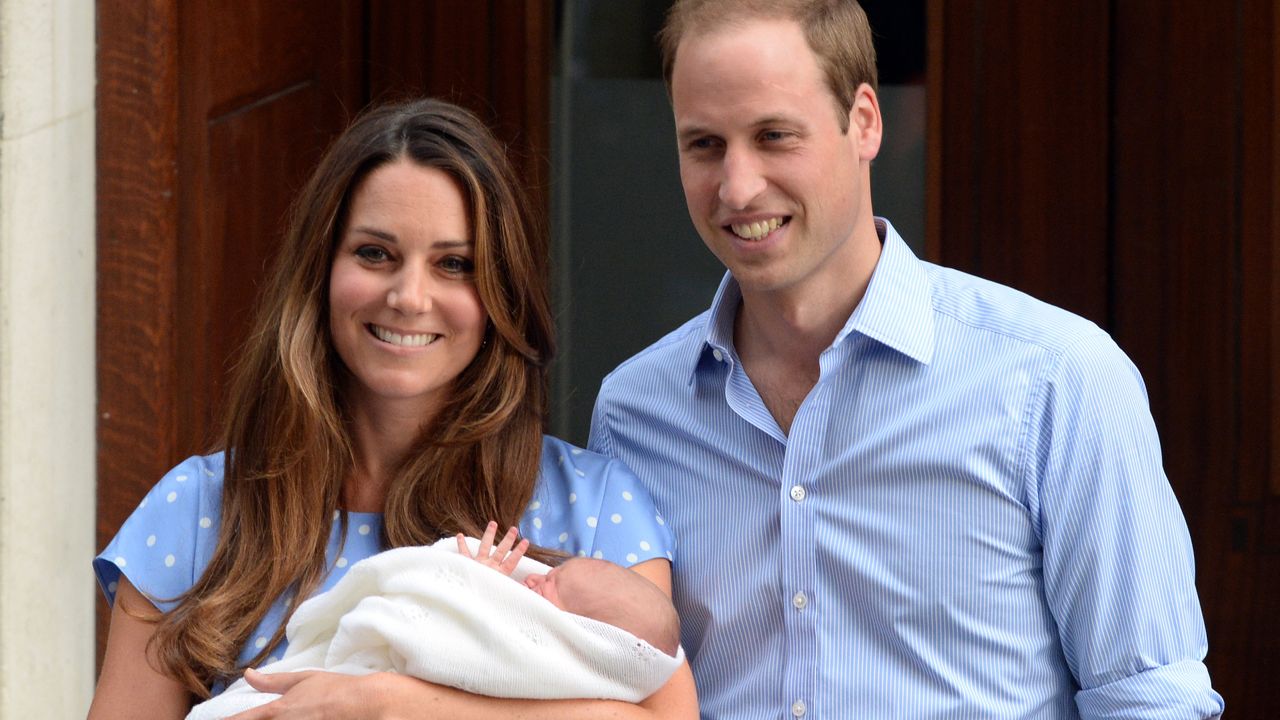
[599,309,712,392]
[924,262,1108,356]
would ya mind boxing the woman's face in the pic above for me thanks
[329,158,487,421]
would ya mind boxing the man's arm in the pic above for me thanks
[1031,332,1223,719]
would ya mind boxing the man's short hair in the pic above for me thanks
[658,0,878,132]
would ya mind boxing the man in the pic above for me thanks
[587,1,1224,718]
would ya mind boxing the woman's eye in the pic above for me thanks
[440,256,475,275]
[355,245,390,263]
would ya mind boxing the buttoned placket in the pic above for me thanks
[713,332,862,719]
[780,335,861,720]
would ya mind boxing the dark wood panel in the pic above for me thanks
[198,1,363,116]
[932,0,1109,325]
[933,0,1280,713]
[1110,0,1275,714]
[490,0,553,204]
[175,0,364,454]
[366,0,553,215]
[1240,0,1277,506]
[365,0,433,100]
[96,0,182,666]
[194,85,341,442]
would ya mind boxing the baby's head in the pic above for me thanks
[524,557,680,657]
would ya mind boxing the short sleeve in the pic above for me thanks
[524,436,674,568]
[93,454,224,611]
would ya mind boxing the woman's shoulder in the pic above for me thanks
[538,434,618,479]
[536,434,650,501]
[529,435,674,565]
[94,452,228,608]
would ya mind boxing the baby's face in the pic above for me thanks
[523,563,568,609]
[524,557,604,610]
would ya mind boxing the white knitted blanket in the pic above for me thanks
[186,539,682,719]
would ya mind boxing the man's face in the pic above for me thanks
[671,17,878,298]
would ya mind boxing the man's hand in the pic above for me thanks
[457,521,529,576]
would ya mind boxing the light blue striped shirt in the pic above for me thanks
[589,220,1223,719]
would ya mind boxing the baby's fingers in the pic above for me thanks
[499,538,530,574]
[476,520,499,558]
[494,525,520,557]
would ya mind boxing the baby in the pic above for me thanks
[187,524,683,719]
[458,522,681,657]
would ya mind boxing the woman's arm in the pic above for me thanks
[87,577,192,720]
[231,557,697,720]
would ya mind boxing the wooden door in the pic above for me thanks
[931,1,1280,714]
[96,0,551,666]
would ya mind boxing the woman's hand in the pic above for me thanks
[456,521,528,576]
[225,669,388,720]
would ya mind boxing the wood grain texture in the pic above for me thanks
[935,0,1279,712]
[95,0,181,666]
[933,0,1110,326]
[175,0,364,455]
[1110,0,1273,712]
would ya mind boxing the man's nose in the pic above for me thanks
[718,146,767,209]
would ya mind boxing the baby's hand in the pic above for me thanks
[457,521,529,576]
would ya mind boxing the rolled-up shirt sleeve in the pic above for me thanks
[1027,332,1224,719]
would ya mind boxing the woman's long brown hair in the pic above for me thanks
[141,99,556,695]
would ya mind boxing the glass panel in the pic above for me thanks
[550,0,926,443]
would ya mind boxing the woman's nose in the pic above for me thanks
[386,267,432,313]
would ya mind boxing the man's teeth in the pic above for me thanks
[730,217,784,240]
[372,325,438,347]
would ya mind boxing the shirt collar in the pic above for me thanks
[686,217,935,383]
[838,218,935,364]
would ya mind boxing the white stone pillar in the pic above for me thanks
[0,0,97,716]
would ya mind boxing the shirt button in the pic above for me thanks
[792,591,808,610]
[789,485,806,502]
[712,348,724,362]
[791,699,807,717]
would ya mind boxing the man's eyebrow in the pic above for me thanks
[676,115,805,142]
[750,114,802,129]
[676,124,713,143]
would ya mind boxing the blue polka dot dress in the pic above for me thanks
[94,435,674,695]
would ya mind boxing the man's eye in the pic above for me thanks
[687,137,720,152]
[355,246,390,262]
[760,130,789,142]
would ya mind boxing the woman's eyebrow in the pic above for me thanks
[349,225,396,242]
[432,239,472,249]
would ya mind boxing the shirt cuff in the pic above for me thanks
[1075,659,1224,719]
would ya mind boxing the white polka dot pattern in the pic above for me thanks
[94,437,675,697]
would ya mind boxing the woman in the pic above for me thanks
[88,98,696,719]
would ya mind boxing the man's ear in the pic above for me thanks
[849,82,883,162]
